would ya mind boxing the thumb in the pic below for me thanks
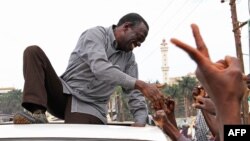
[224,56,241,71]
[192,103,203,110]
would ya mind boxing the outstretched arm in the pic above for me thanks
[154,110,191,141]
[192,85,218,138]
[193,96,216,116]
[201,108,218,138]
[163,96,178,128]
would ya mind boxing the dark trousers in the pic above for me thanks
[22,45,103,124]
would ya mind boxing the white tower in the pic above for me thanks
[160,39,169,84]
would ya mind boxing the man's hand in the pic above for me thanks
[135,80,165,110]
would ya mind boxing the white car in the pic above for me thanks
[0,122,169,141]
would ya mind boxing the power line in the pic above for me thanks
[135,0,178,57]
[150,0,176,28]
[136,0,193,57]
[138,0,203,65]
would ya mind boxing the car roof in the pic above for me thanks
[0,123,168,141]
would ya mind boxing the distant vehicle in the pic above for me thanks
[0,122,169,141]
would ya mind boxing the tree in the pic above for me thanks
[177,76,198,117]
[0,89,24,114]
[108,86,133,122]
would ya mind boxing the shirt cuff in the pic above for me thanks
[122,75,137,90]
[133,111,148,125]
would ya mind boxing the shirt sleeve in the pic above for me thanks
[122,59,148,124]
[76,27,136,90]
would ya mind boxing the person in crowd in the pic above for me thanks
[194,110,211,141]
[192,85,216,141]
[13,13,165,126]
[153,23,247,141]
[187,117,196,140]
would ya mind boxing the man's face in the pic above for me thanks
[118,22,148,52]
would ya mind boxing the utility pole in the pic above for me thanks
[247,20,250,73]
[248,20,250,124]
[222,0,248,124]
[229,0,244,71]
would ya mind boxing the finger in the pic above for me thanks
[224,56,241,71]
[154,99,164,110]
[191,24,210,58]
[170,38,205,65]
[164,96,171,104]
[192,103,203,109]
[152,113,159,121]
[163,106,170,114]
[169,99,175,104]
[170,38,212,69]
[154,110,165,118]
[192,87,200,96]
[196,95,205,102]
[155,83,166,89]
[214,59,228,70]
[160,100,166,110]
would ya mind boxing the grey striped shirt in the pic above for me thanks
[60,25,148,124]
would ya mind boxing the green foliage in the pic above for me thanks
[0,89,24,114]
[163,84,181,98]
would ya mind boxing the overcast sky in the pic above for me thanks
[0,0,249,89]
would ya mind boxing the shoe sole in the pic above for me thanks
[13,113,36,124]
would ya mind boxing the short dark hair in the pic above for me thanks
[117,13,149,30]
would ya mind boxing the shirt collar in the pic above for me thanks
[107,25,118,50]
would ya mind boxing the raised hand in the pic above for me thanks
[170,24,245,108]
[163,96,177,128]
[191,85,216,115]
[192,96,216,115]
[162,96,175,115]
[192,85,206,103]
[170,23,246,141]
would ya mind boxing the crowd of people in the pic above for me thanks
[12,12,249,141]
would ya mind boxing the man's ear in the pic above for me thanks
[123,22,133,30]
